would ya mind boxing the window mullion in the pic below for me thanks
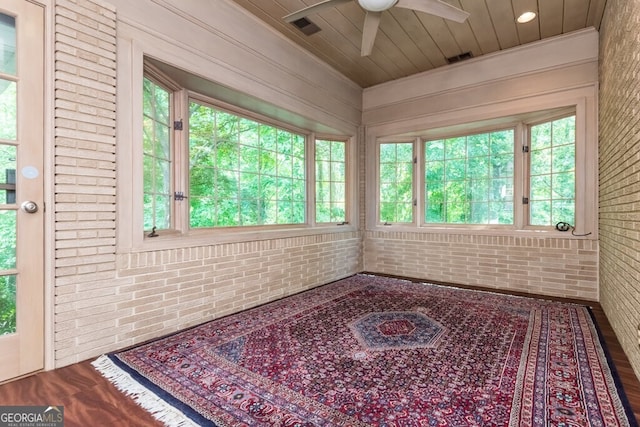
[174,89,189,233]
[414,137,422,227]
[514,123,527,230]
[308,132,316,226]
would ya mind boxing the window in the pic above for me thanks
[315,139,347,223]
[379,142,414,223]
[374,111,580,232]
[189,101,306,228]
[528,115,575,226]
[425,130,514,225]
[142,77,172,231]
[140,65,353,240]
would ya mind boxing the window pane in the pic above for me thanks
[529,116,576,226]
[189,102,306,227]
[0,14,16,76]
[0,210,16,270]
[0,144,16,204]
[0,275,16,336]
[142,78,172,231]
[425,129,514,225]
[379,143,413,223]
[315,139,347,223]
[0,80,17,140]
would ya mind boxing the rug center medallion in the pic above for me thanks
[350,311,445,351]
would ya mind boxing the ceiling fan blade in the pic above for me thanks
[361,11,382,56]
[395,0,470,23]
[284,0,352,23]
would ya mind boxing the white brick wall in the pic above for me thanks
[52,0,363,367]
[598,0,640,379]
[54,0,118,366]
[54,0,635,373]
[364,232,599,300]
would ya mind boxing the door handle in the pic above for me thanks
[21,200,38,213]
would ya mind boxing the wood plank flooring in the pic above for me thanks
[0,287,638,426]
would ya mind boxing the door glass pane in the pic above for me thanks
[0,210,16,270]
[0,144,16,204]
[0,14,16,76]
[0,274,16,335]
[0,80,17,140]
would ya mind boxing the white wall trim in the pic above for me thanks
[363,28,599,111]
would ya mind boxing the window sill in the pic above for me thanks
[123,224,359,253]
[367,224,597,240]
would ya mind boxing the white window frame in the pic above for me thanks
[420,125,521,229]
[118,53,357,252]
[314,136,352,226]
[366,93,597,239]
[376,139,417,227]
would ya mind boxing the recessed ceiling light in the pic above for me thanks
[517,11,537,23]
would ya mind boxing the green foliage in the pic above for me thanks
[424,116,575,227]
[379,143,414,223]
[142,78,171,230]
[425,130,515,225]
[0,209,16,335]
[0,80,17,140]
[530,116,576,226]
[188,101,306,227]
[0,275,16,335]
[316,140,347,224]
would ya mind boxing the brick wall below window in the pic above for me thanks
[599,0,640,380]
[364,232,598,301]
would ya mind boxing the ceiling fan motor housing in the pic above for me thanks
[357,0,398,12]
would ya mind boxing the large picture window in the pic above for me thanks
[140,64,353,241]
[425,130,514,225]
[189,102,306,228]
[375,112,578,231]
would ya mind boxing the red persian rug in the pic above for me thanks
[93,274,638,426]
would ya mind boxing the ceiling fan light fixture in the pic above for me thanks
[516,11,536,24]
[357,0,397,12]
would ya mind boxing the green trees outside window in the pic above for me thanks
[377,113,576,229]
[425,130,514,224]
[143,77,172,231]
[315,139,346,223]
[142,66,354,236]
[189,102,306,227]
[529,115,576,226]
[379,142,414,223]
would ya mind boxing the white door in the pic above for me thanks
[0,0,44,382]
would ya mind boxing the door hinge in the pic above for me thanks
[522,197,529,204]
[174,119,183,131]
[174,191,186,201]
[523,145,529,153]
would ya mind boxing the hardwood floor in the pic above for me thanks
[0,360,162,426]
[0,291,638,426]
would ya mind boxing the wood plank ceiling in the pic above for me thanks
[228,0,607,88]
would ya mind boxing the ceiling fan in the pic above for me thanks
[284,0,470,56]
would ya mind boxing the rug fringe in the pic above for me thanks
[92,355,200,427]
